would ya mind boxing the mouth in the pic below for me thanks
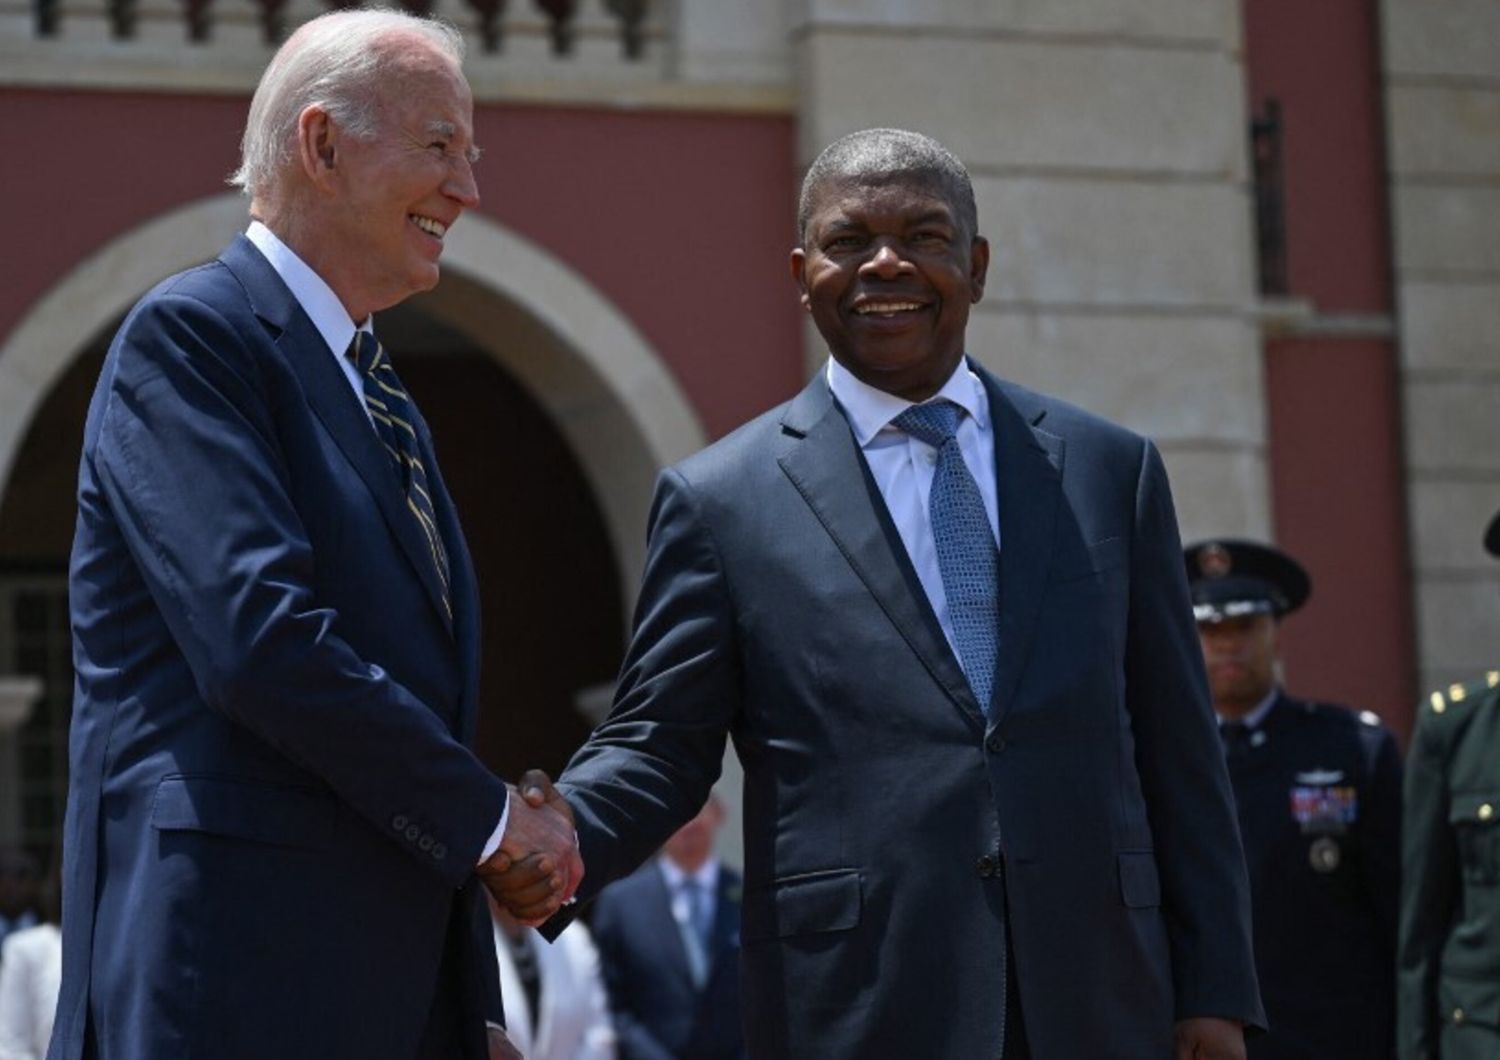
[851,299,928,318]
[410,214,449,239]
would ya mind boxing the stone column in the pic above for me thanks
[789,0,1269,541]
[1382,0,1500,693]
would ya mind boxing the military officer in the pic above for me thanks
[1186,538,1403,1059]
[1397,509,1500,1060]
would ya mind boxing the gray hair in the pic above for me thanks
[796,128,977,241]
[230,9,466,201]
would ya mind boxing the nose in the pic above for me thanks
[858,240,911,279]
[446,156,480,210]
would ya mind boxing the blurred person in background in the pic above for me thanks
[1186,538,1401,1060]
[0,850,60,1060]
[590,795,743,1060]
[489,897,614,1060]
[1397,509,1500,1060]
[0,851,39,954]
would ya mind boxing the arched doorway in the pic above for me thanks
[0,195,733,862]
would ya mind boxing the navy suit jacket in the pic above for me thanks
[590,862,744,1060]
[553,367,1265,1057]
[51,237,509,1060]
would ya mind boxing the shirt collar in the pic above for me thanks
[825,355,990,447]
[245,220,371,357]
[658,855,720,894]
[1218,686,1280,730]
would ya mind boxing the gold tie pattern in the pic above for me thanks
[347,331,451,618]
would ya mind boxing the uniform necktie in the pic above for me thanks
[347,332,451,616]
[891,400,1000,713]
[1220,721,1252,762]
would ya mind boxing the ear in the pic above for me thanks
[296,105,338,191]
[789,248,812,312]
[967,235,990,304]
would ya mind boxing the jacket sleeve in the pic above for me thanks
[1122,440,1265,1030]
[88,290,506,883]
[554,467,739,901]
[1396,704,1454,1060]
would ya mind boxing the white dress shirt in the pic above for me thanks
[241,223,509,860]
[826,356,1001,657]
[1217,687,1279,730]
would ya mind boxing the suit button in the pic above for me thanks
[392,814,409,831]
[976,855,998,878]
[987,734,1006,753]
[406,825,422,842]
[1481,804,1494,821]
[432,843,447,860]
[418,835,435,852]
[1453,1008,1465,1024]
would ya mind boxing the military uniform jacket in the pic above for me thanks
[1224,692,1402,1059]
[1398,673,1500,1060]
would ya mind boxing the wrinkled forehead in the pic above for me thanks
[805,167,970,229]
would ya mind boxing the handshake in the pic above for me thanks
[477,769,584,926]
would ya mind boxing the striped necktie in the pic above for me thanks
[891,399,1000,714]
[347,331,451,616]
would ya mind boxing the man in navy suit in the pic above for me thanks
[590,795,743,1060]
[52,11,578,1060]
[501,129,1265,1057]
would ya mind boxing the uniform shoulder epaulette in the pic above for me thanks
[1426,671,1500,715]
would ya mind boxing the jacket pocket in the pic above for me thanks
[740,868,862,943]
[1439,975,1500,1030]
[1450,792,1500,884]
[150,774,338,850]
[1118,850,1161,908]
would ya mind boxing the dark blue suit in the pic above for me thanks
[552,368,1265,1057]
[51,237,509,1060]
[590,862,744,1060]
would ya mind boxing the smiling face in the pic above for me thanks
[791,172,989,402]
[305,37,480,320]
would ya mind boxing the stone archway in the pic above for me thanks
[0,193,706,618]
[0,194,751,864]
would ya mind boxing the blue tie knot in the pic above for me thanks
[892,400,962,448]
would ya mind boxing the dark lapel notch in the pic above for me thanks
[776,376,984,731]
[219,237,455,636]
[983,372,1065,724]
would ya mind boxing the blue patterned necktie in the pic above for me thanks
[347,331,451,617]
[891,399,1000,713]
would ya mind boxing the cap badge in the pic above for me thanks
[1198,543,1232,578]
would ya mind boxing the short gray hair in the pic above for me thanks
[796,128,977,241]
[230,9,466,201]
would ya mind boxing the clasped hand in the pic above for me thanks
[476,769,583,926]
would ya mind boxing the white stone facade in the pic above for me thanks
[1382,0,1500,694]
[790,0,1269,544]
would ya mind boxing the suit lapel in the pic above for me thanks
[219,237,455,636]
[983,372,1065,724]
[646,865,698,988]
[777,376,984,728]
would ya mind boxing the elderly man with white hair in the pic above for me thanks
[50,10,579,1060]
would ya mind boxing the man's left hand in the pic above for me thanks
[1174,1017,1245,1060]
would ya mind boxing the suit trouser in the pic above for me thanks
[1004,914,1030,1059]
